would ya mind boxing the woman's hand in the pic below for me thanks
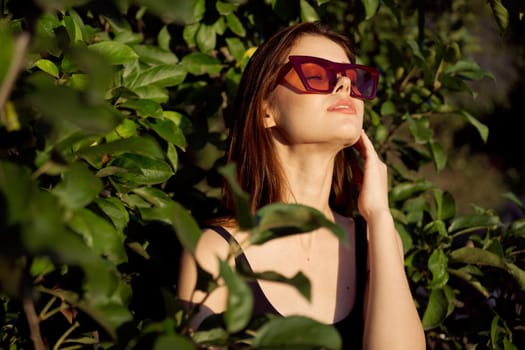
[353,130,390,221]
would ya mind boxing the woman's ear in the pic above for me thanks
[262,100,276,128]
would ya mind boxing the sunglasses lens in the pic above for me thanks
[298,63,330,91]
[344,68,375,98]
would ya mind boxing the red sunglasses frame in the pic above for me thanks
[277,55,380,100]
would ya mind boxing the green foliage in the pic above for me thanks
[0,0,524,349]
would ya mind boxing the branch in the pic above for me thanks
[0,32,30,118]
[23,293,47,350]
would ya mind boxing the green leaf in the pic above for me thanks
[380,100,395,115]
[428,249,449,289]
[217,1,237,15]
[77,136,165,167]
[166,142,179,172]
[236,257,311,301]
[390,180,434,202]
[0,161,33,224]
[140,201,201,255]
[134,0,199,24]
[448,267,489,297]
[192,328,228,346]
[34,59,60,78]
[251,203,347,246]
[507,218,525,237]
[445,60,495,81]
[218,164,255,230]
[183,22,199,47]
[252,316,342,349]
[132,44,178,65]
[408,116,433,143]
[158,25,171,51]
[196,24,217,53]
[25,84,123,134]
[488,0,509,31]
[448,214,500,234]
[69,208,127,264]
[432,189,456,221]
[422,288,448,330]
[120,99,163,118]
[181,52,223,76]
[133,187,172,207]
[362,0,379,19]
[88,41,138,65]
[108,153,173,187]
[449,247,505,268]
[439,73,472,93]
[504,263,525,291]
[461,111,489,143]
[146,117,187,150]
[154,334,195,350]
[428,141,447,171]
[225,13,246,37]
[225,37,246,62]
[94,197,130,233]
[219,260,253,333]
[131,64,187,89]
[300,0,320,22]
[52,162,102,209]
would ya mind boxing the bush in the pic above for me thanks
[1,0,524,349]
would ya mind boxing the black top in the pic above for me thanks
[208,217,368,349]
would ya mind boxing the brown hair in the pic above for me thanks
[221,22,360,223]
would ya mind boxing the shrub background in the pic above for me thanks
[1,0,524,349]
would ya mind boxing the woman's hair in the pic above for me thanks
[221,22,360,222]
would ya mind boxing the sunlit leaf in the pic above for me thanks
[236,257,311,301]
[449,247,505,268]
[390,180,434,202]
[461,111,489,143]
[488,0,509,31]
[428,249,449,289]
[251,203,347,245]
[196,24,217,53]
[109,153,173,187]
[362,0,379,19]
[34,58,60,78]
[252,316,341,349]
[225,13,246,37]
[300,0,319,22]
[181,52,223,75]
[88,41,138,65]
[130,64,187,89]
[219,260,253,333]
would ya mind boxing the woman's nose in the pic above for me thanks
[333,75,351,95]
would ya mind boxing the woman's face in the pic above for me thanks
[265,35,364,149]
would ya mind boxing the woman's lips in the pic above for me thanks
[327,99,357,114]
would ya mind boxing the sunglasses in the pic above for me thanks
[277,55,379,100]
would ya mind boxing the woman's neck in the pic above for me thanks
[274,143,339,219]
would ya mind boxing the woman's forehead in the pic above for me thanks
[287,34,351,64]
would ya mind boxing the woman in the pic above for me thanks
[178,22,425,349]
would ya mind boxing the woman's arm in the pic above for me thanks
[177,229,231,329]
[354,130,426,350]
